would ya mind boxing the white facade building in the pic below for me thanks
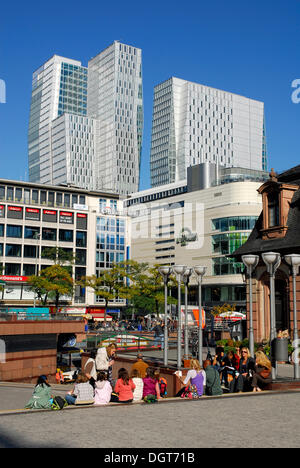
[0,179,130,314]
[150,77,267,187]
[125,164,268,312]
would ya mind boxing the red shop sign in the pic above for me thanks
[26,208,40,213]
[43,209,57,215]
[8,206,22,212]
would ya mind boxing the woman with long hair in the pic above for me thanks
[252,351,272,392]
[176,359,206,397]
[95,343,117,383]
[114,369,135,403]
[234,347,256,393]
[25,375,54,409]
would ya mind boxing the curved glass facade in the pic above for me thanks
[212,216,258,276]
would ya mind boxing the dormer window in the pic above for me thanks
[268,192,279,227]
[258,169,298,240]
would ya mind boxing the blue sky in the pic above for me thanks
[0,0,299,190]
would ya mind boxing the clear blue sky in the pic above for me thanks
[0,0,299,190]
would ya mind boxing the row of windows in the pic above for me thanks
[212,217,258,232]
[1,263,86,280]
[0,244,86,265]
[0,185,86,208]
[0,224,86,245]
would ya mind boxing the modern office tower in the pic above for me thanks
[87,41,143,195]
[28,55,88,185]
[150,77,267,187]
[51,113,98,188]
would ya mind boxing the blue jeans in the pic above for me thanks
[65,394,76,405]
[154,334,164,348]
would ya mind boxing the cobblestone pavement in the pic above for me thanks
[0,391,299,448]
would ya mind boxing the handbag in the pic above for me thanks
[259,368,271,379]
[181,384,200,399]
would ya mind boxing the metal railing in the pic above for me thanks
[0,312,85,322]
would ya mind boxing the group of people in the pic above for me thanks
[211,346,272,393]
[25,344,272,410]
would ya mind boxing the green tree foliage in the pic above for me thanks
[28,265,74,310]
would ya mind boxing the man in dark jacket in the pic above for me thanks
[203,360,223,396]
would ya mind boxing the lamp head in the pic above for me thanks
[158,266,172,278]
[193,266,207,277]
[284,254,300,267]
[242,254,259,273]
[262,252,281,274]
[172,265,187,276]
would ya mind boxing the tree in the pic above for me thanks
[28,265,74,311]
[80,263,131,323]
[120,261,177,317]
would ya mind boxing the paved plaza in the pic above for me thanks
[0,349,298,449]
[0,383,299,448]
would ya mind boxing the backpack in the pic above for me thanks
[143,394,157,403]
[51,396,68,410]
[159,378,167,397]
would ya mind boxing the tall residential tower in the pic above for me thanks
[150,77,267,187]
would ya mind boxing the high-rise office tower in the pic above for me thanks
[87,41,143,195]
[28,42,143,196]
[150,77,267,187]
[28,56,88,185]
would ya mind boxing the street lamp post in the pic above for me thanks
[33,232,41,308]
[158,266,172,367]
[262,251,281,380]
[182,267,193,358]
[193,266,207,365]
[242,254,259,358]
[173,265,187,368]
[284,254,300,379]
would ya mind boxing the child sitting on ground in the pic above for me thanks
[143,367,157,402]
[65,372,94,405]
[94,371,112,405]
[114,369,136,403]
[130,368,144,401]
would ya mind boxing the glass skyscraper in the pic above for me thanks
[28,55,88,185]
[28,42,143,196]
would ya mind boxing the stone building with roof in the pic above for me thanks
[233,165,300,343]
